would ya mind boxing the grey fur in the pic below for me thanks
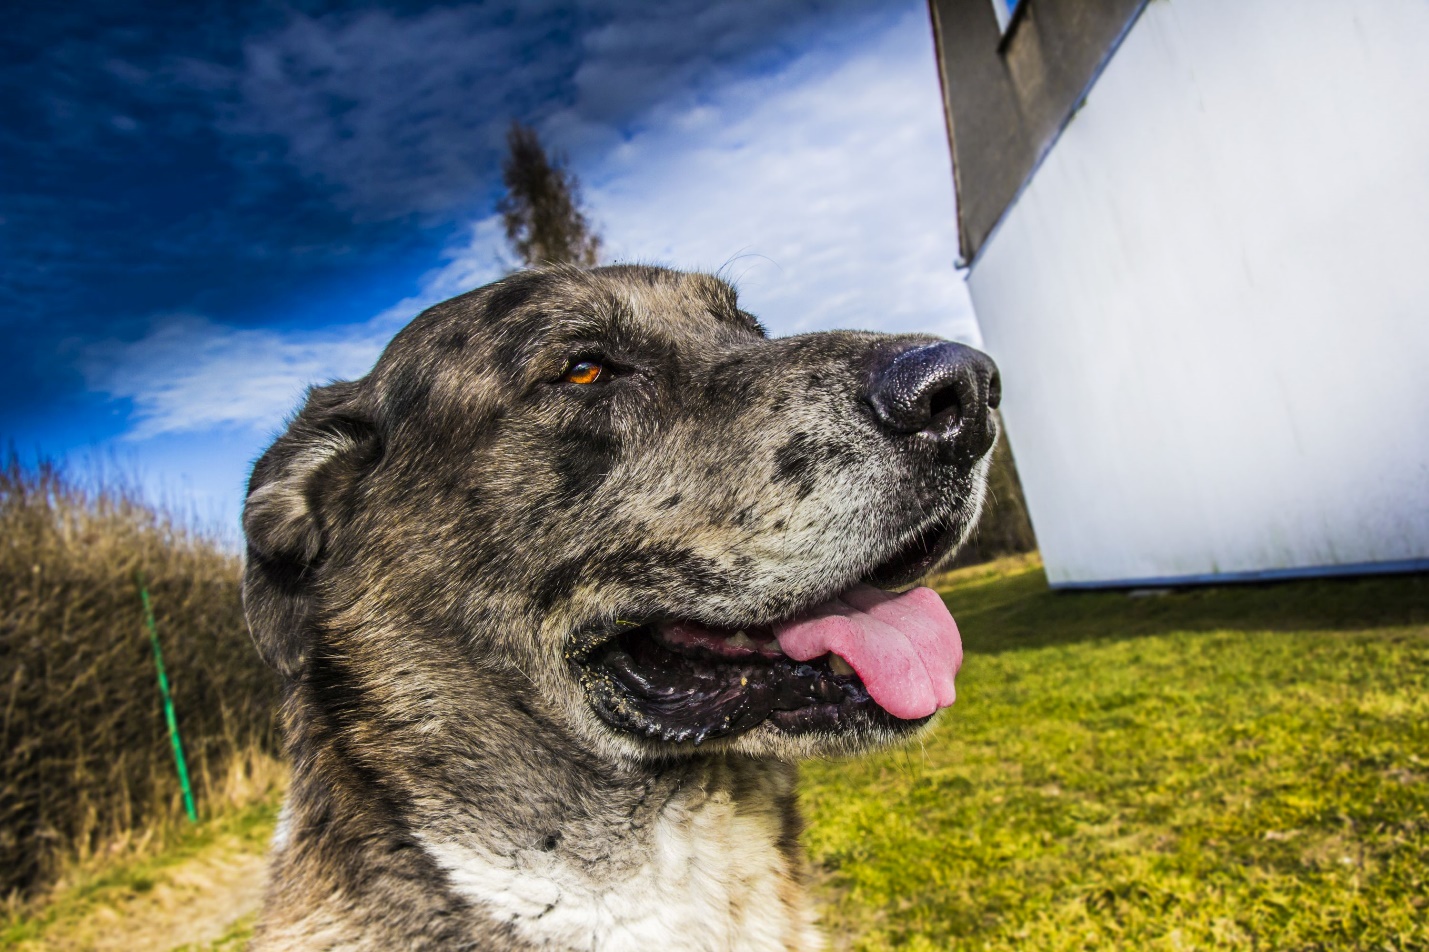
[242,265,997,950]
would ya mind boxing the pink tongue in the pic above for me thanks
[774,584,962,720]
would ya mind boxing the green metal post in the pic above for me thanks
[137,574,198,823]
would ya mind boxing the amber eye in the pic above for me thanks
[562,360,604,385]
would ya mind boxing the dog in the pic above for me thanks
[242,264,1000,950]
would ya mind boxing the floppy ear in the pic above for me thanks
[242,380,380,678]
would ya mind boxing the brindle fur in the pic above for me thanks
[243,265,995,950]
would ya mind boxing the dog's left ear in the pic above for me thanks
[242,380,380,678]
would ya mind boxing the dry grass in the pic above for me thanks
[0,456,281,902]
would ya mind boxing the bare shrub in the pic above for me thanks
[0,456,280,900]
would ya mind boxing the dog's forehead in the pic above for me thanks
[396,266,759,359]
[571,265,763,343]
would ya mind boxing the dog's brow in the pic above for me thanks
[519,307,636,368]
[564,302,636,339]
[554,313,607,337]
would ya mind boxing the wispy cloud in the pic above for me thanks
[83,317,383,440]
[588,5,975,342]
[429,5,977,342]
[83,215,511,439]
[219,0,898,222]
[88,6,973,442]
[221,5,556,221]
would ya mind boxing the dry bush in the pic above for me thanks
[0,456,280,900]
[951,415,1039,567]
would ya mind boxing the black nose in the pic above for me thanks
[868,341,1001,461]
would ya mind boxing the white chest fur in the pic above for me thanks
[419,783,823,952]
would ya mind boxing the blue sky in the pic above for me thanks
[2,0,977,535]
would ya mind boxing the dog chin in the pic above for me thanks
[728,715,932,761]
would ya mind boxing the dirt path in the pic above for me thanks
[9,823,272,952]
[74,848,266,951]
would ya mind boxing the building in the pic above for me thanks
[928,0,1429,587]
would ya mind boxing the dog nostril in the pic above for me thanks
[987,370,1002,410]
[927,382,960,425]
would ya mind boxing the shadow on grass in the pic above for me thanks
[935,556,1429,655]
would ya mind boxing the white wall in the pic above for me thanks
[967,0,1429,586]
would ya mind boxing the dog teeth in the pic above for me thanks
[827,654,855,677]
[726,631,758,650]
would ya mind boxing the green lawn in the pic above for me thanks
[10,557,1426,950]
[801,556,1429,951]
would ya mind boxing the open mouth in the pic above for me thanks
[571,517,966,745]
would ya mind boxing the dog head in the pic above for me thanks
[243,265,999,763]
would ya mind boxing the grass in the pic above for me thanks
[8,554,1425,949]
[0,794,280,951]
[801,555,1429,951]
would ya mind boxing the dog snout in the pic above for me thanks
[868,341,1001,461]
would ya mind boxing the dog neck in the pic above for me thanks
[264,656,825,952]
[417,751,822,952]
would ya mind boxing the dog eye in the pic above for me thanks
[562,360,604,385]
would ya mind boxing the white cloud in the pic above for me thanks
[585,6,977,342]
[219,0,897,221]
[84,316,385,440]
[85,215,512,439]
[95,5,975,441]
[448,5,978,342]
